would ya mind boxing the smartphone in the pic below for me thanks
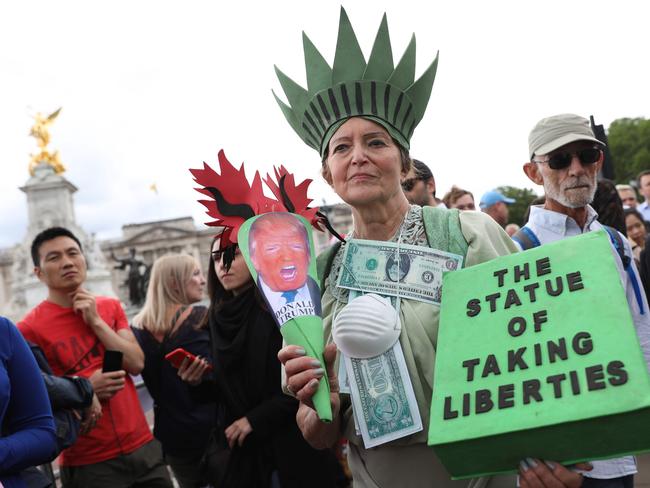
[102,350,124,372]
[164,348,213,371]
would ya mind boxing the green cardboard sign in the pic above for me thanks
[238,212,332,422]
[428,231,650,478]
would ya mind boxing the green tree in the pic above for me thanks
[496,186,540,226]
[607,117,650,185]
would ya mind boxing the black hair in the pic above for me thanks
[411,159,433,181]
[200,235,263,329]
[522,196,546,225]
[624,207,646,227]
[592,179,626,236]
[31,227,83,266]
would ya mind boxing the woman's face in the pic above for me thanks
[212,240,252,295]
[452,194,476,211]
[626,214,646,248]
[325,117,404,208]
[185,265,206,302]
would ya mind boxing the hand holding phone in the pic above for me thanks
[102,350,124,372]
[89,369,126,401]
[165,348,213,372]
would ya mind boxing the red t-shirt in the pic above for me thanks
[18,297,153,466]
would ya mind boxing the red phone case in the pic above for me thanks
[164,348,213,371]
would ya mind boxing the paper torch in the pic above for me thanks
[190,151,335,422]
[238,213,332,422]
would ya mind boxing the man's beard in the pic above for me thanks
[412,188,432,207]
[544,175,597,209]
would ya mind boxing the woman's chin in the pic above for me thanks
[339,189,388,208]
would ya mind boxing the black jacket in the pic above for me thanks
[20,343,94,488]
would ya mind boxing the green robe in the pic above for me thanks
[322,207,519,487]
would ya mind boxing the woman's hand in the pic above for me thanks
[177,356,211,386]
[278,343,341,448]
[519,458,593,488]
[279,343,340,414]
[225,417,253,448]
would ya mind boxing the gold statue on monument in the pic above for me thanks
[28,107,66,176]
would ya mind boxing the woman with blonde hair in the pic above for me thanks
[132,254,219,488]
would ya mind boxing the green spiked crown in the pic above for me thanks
[273,7,439,157]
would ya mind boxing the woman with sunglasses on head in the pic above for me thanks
[272,9,535,488]
[131,255,220,488]
[178,237,342,488]
[442,186,476,211]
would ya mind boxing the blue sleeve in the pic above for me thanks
[0,317,57,476]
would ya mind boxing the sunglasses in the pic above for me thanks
[401,177,425,192]
[533,147,601,170]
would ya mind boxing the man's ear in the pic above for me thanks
[523,162,544,185]
[34,266,43,282]
[425,178,435,195]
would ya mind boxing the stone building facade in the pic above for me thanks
[101,217,216,307]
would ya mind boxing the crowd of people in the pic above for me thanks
[3,7,650,488]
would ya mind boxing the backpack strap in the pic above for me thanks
[316,241,342,294]
[421,206,469,263]
[602,226,645,315]
[512,226,541,250]
[602,226,629,269]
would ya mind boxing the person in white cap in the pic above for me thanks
[517,113,650,488]
[479,190,515,227]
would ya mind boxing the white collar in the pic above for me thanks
[528,204,599,235]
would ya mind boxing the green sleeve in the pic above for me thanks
[458,211,519,267]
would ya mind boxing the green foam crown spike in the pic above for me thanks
[273,6,439,156]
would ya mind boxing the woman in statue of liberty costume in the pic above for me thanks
[275,8,590,488]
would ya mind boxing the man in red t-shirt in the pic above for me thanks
[19,227,172,488]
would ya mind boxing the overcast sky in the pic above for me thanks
[1,0,648,248]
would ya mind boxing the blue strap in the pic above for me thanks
[628,266,646,315]
[602,226,645,315]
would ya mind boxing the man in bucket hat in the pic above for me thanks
[515,113,650,488]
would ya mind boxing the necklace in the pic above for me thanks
[332,208,410,326]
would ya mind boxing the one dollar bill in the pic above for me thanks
[344,341,423,448]
[337,239,463,305]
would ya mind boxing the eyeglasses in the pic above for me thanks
[401,176,425,192]
[533,147,601,170]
